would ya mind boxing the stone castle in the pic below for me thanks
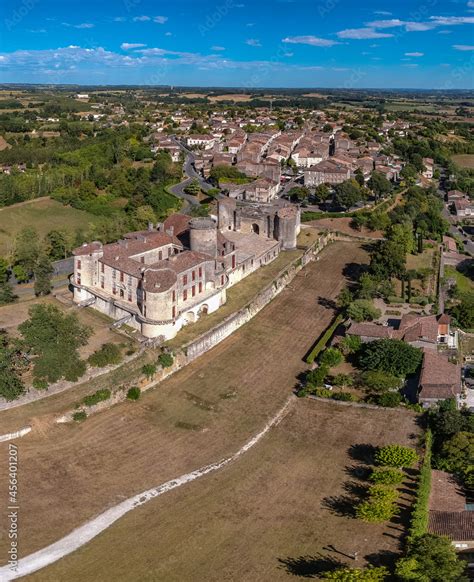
[72,199,300,341]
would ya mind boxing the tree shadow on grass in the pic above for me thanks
[347,443,377,465]
[364,549,400,570]
[317,296,337,310]
[342,480,368,498]
[278,554,343,578]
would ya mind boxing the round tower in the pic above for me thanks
[189,217,217,257]
[276,206,299,250]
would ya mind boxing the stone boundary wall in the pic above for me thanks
[0,426,32,442]
[307,395,416,413]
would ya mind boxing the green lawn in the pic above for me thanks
[0,197,101,255]
[445,265,474,294]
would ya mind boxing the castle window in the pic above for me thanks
[120,271,124,283]
[192,270,195,281]
[141,256,145,263]
[199,282,202,293]
[221,275,224,285]
[172,290,176,302]
[128,291,132,302]
[112,285,117,295]
[183,289,188,301]
[101,262,104,273]
[199,267,202,278]
[77,260,81,270]
[183,274,188,286]
[192,285,196,297]
[112,269,116,280]
[76,273,81,285]
[159,250,162,260]
[143,305,147,317]
[232,255,236,269]
[172,306,176,318]
[100,277,104,289]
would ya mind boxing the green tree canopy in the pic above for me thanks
[358,339,422,377]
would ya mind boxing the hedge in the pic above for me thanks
[408,430,432,540]
[305,314,345,364]
[72,410,87,422]
[83,388,111,407]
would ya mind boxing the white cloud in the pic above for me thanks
[405,52,424,57]
[468,1,474,6]
[165,32,172,36]
[282,35,340,47]
[74,23,94,29]
[453,44,474,50]
[211,45,225,51]
[374,11,392,16]
[121,43,146,50]
[114,17,126,22]
[367,19,405,28]
[153,16,168,24]
[337,28,393,39]
[430,16,474,26]
[133,16,151,22]
[245,38,262,47]
[403,63,419,67]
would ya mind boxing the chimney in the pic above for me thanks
[166,226,174,237]
[156,222,163,232]
[147,222,154,231]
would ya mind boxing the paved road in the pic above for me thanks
[169,137,215,213]
[439,189,474,256]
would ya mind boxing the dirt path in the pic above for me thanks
[0,398,294,580]
[0,242,369,561]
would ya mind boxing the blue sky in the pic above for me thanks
[0,0,473,88]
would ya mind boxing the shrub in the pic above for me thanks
[83,388,111,407]
[306,365,329,388]
[347,300,382,323]
[339,334,362,355]
[32,378,49,391]
[367,484,399,503]
[72,410,87,422]
[332,391,355,401]
[88,343,122,367]
[158,353,174,368]
[314,388,333,399]
[358,339,423,377]
[369,467,405,486]
[361,370,402,393]
[356,498,398,522]
[377,392,402,408]
[320,347,344,368]
[142,363,157,379]
[321,566,388,581]
[126,386,141,401]
[376,445,419,468]
[332,374,354,387]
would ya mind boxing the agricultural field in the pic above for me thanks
[451,154,474,169]
[0,197,101,255]
[0,242,369,565]
[29,400,419,582]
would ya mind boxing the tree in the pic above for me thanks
[306,365,329,388]
[45,230,71,261]
[18,304,91,384]
[337,288,353,310]
[321,566,388,581]
[368,171,391,200]
[375,445,418,468]
[347,300,381,323]
[158,353,174,368]
[142,363,157,380]
[340,335,362,355]
[369,467,404,486]
[354,168,365,188]
[34,254,53,296]
[13,227,40,274]
[437,431,474,475]
[448,292,474,330]
[314,183,331,203]
[333,180,364,210]
[358,339,422,377]
[395,534,467,581]
[376,391,402,407]
[320,348,343,368]
[0,281,16,305]
[184,178,201,196]
[361,370,402,393]
[0,333,26,401]
[356,497,397,522]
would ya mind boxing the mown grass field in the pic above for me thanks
[445,265,474,294]
[0,197,101,255]
[451,154,474,169]
[29,400,419,582]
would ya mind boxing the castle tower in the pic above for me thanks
[189,217,218,258]
[275,206,299,250]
